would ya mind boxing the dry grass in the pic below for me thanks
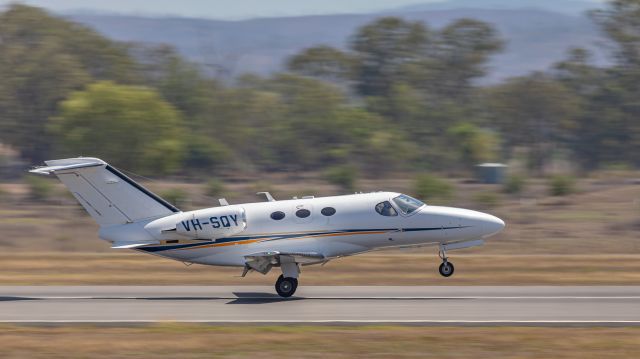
[0,325,638,358]
[1,177,639,255]
[0,252,639,285]
[0,175,638,285]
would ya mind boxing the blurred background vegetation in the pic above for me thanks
[0,1,637,284]
[0,1,637,181]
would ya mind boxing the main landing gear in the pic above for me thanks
[275,275,298,297]
[275,259,300,298]
[438,247,455,277]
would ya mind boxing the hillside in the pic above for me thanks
[68,7,607,83]
[394,0,602,15]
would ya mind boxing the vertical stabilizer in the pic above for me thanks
[30,157,180,226]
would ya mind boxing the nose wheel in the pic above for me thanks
[438,248,455,277]
[439,261,454,277]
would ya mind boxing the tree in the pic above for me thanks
[0,4,138,162]
[131,44,217,122]
[50,81,186,175]
[351,17,430,98]
[287,45,355,84]
[283,17,503,172]
[429,19,503,99]
[588,0,640,167]
[488,73,580,172]
[447,123,499,171]
[591,0,640,69]
[554,48,602,96]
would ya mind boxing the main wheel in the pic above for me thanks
[439,262,455,277]
[275,275,298,298]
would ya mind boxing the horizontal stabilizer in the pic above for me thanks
[30,158,105,175]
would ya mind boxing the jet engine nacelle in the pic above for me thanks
[144,206,246,240]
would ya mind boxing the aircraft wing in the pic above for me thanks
[243,251,326,275]
[111,241,160,249]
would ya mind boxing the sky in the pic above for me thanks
[0,0,606,20]
[0,0,444,19]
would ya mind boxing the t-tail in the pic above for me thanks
[30,157,180,227]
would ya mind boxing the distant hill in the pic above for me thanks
[393,0,602,16]
[68,4,608,83]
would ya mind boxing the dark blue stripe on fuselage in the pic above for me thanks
[403,226,470,232]
[136,226,471,253]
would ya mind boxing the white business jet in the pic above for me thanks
[31,157,505,297]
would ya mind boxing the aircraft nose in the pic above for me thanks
[481,213,505,237]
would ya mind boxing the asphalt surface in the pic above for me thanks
[0,286,638,324]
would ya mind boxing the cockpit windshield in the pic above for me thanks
[391,194,425,215]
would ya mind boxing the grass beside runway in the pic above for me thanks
[0,324,638,358]
[0,252,639,285]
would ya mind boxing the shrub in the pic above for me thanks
[473,191,501,209]
[205,179,226,198]
[549,175,576,196]
[161,188,188,207]
[503,174,526,195]
[414,174,453,200]
[325,165,358,192]
[25,175,53,201]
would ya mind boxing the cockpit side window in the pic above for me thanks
[375,201,398,217]
[391,194,425,215]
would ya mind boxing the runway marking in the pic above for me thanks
[8,296,640,300]
[1,320,640,325]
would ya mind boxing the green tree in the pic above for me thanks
[351,17,430,98]
[325,165,358,192]
[50,81,185,175]
[588,0,640,168]
[447,123,499,170]
[591,0,640,69]
[488,73,580,173]
[132,44,217,122]
[287,45,355,84]
[428,19,503,99]
[414,174,453,201]
[0,5,138,162]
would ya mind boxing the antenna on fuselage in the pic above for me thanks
[218,198,229,206]
[257,192,276,202]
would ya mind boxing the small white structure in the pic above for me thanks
[476,163,508,184]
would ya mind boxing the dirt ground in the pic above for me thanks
[0,173,638,284]
[0,325,638,359]
[0,252,638,285]
[0,175,639,358]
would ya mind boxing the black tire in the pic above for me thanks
[439,262,455,277]
[275,274,298,298]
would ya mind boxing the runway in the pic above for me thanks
[0,286,638,324]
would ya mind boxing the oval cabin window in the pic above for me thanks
[270,211,285,220]
[295,209,311,218]
[321,207,336,216]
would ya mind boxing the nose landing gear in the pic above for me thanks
[438,247,455,277]
[439,261,454,277]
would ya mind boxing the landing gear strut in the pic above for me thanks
[438,247,455,277]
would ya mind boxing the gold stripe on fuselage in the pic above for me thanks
[174,230,391,251]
